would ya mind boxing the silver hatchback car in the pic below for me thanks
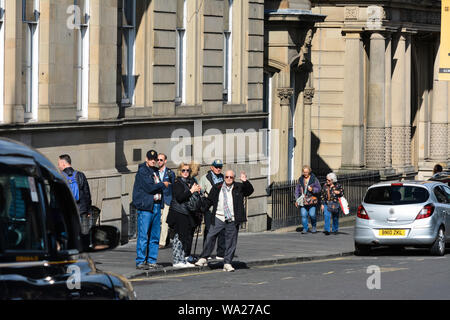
[354,181,450,256]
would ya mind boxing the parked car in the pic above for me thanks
[0,138,136,300]
[354,180,450,256]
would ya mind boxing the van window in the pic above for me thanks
[0,173,46,252]
[364,186,429,205]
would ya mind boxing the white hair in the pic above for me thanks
[327,172,337,183]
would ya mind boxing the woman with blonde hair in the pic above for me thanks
[166,162,202,268]
[295,165,321,234]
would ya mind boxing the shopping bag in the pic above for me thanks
[339,197,350,215]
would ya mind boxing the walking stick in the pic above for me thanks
[193,224,201,259]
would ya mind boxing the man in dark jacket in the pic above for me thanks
[58,154,92,215]
[132,150,169,270]
[195,170,254,272]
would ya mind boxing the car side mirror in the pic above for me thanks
[83,225,120,252]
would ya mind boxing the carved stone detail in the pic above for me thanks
[345,7,358,21]
[304,88,315,105]
[297,28,314,70]
[366,128,386,169]
[430,123,448,160]
[277,88,294,106]
[385,127,392,168]
[391,126,412,168]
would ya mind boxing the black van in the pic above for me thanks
[0,138,135,300]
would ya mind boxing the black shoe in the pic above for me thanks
[324,231,330,236]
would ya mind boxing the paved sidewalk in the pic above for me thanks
[89,219,356,280]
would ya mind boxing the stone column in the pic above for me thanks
[431,38,449,163]
[391,33,406,169]
[88,0,119,120]
[384,32,392,170]
[341,30,365,171]
[277,87,293,182]
[366,32,386,169]
[302,87,314,167]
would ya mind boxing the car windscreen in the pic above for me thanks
[0,169,46,252]
[364,185,430,205]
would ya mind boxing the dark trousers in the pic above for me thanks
[201,218,239,265]
[203,210,226,257]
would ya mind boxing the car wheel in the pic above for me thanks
[354,243,371,256]
[430,227,445,256]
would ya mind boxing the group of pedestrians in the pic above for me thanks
[56,151,341,273]
[295,165,345,236]
[132,150,254,272]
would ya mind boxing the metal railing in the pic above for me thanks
[268,170,381,231]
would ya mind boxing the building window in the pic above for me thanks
[23,0,40,123]
[120,0,136,107]
[0,0,4,123]
[74,0,90,120]
[223,0,233,104]
[175,0,186,106]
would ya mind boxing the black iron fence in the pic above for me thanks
[267,170,381,231]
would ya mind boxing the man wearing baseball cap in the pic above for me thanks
[198,159,226,260]
[132,150,170,270]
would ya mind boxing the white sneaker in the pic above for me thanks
[185,262,196,268]
[223,263,235,272]
[215,256,224,261]
[173,262,189,268]
[195,258,208,267]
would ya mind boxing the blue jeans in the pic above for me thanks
[136,204,161,266]
[323,204,339,232]
[300,205,316,232]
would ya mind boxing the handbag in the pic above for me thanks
[339,196,350,215]
[186,192,202,212]
[296,194,305,206]
[326,187,340,213]
[304,195,318,206]
[297,179,318,207]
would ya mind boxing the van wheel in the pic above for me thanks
[430,227,445,256]
[354,243,371,256]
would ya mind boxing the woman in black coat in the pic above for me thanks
[166,162,202,268]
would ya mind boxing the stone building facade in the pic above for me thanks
[308,0,446,180]
[0,0,268,238]
[265,0,447,182]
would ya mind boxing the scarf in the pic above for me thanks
[221,183,233,221]
[212,172,223,185]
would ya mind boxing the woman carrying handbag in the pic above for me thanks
[320,172,344,235]
[166,162,202,268]
[295,165,321,234]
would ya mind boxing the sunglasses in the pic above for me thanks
[157,159,165,162]
[225,176,234,179]
[182,169,191,173]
